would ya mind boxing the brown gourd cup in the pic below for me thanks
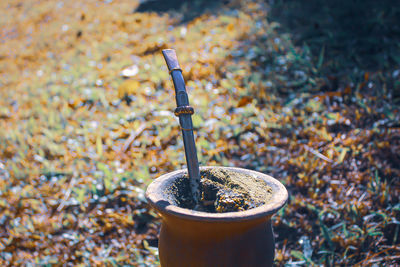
[146,166,288,267]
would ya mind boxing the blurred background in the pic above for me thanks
[0,0,399,265]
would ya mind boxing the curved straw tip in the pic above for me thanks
[162,48,175,53]
[162,49,180,71]
[162,49,176,59]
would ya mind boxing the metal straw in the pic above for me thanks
[162,49,200,204]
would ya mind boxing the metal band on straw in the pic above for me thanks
[174,106,194,117]
[169,67,182,74]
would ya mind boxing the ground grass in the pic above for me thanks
[0,0,399,265]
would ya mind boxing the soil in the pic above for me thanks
[166,169,273,213]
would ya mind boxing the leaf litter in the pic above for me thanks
[0,0,399,265]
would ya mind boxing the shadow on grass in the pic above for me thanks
[268,0,400,71]
[135,0,229,23]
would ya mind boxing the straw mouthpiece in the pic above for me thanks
[162,49,181,72]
